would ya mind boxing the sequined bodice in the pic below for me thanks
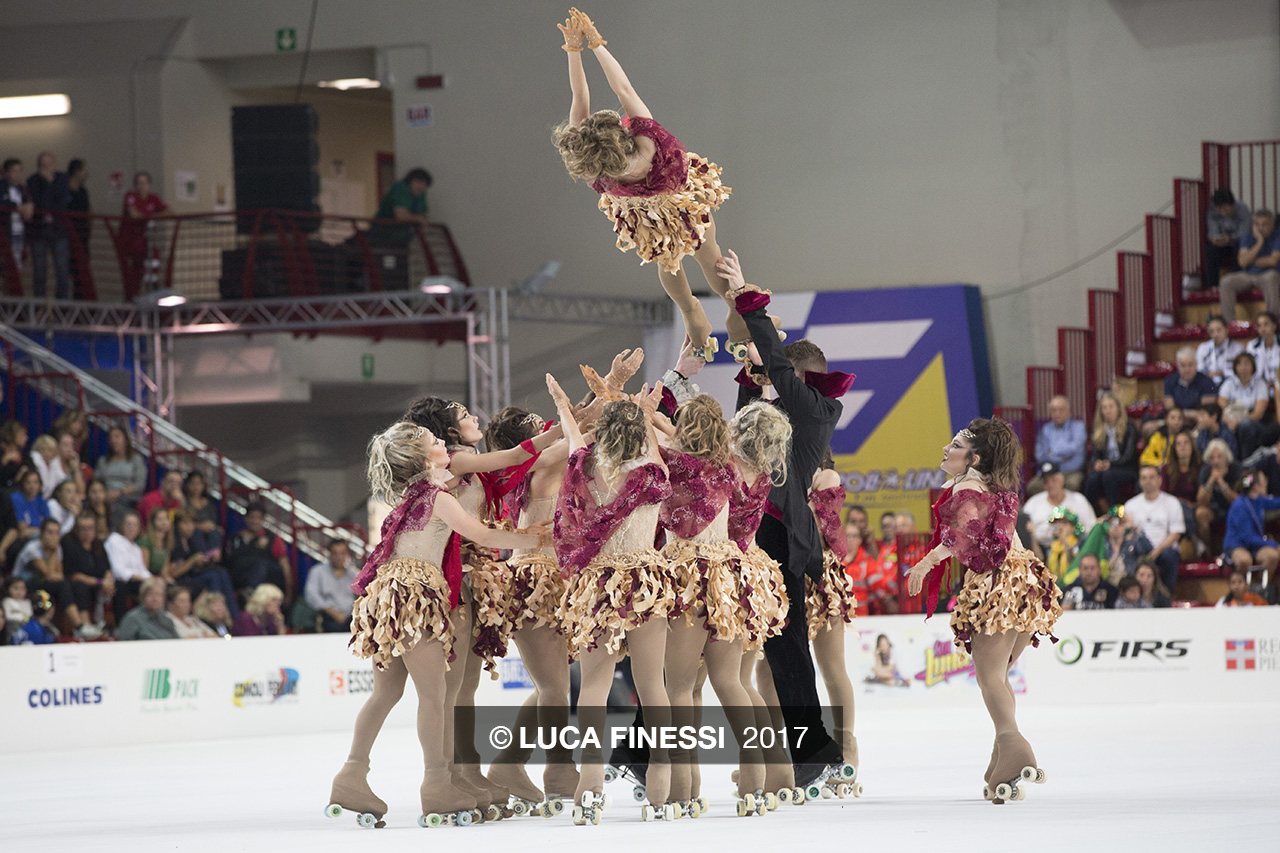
[513,495,555,560]
[453,477,484,519]
[389,515,452,568]
[682,503,729,545]
[589,482,661,557]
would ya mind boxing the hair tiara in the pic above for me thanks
[958,428,976,440]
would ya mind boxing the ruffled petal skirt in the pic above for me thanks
[463,543,514,679]
[597,155,731,274]
[804,550,857,642]
[349,558,454,672]
[558,549,676,657]
[739,545,789,653]
[665,538,749,643]
[950,547,1064,653]
[507,552,567,633]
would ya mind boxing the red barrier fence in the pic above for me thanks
[1057,326,1095,427]
[0,210,470,303]
[1089,289,1123,390]
[1174,177,1204,279]
[1205,140,1280,227]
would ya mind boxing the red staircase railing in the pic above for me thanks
[1146,213,1182,321]
[1174,177,1204,279]
[1118,250,1154,367]
[1025,366,1063,422]
[1089,289,1123,389]
[1057,327,1095,426]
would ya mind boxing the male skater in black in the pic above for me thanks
[720,249,846,785]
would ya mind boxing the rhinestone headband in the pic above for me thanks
[958,428,976,440]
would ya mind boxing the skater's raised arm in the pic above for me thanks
[433,490,549,551]
[559,12,591,124]
[589,44,652,120]
[548,374,587,452]
[447,424,564,476]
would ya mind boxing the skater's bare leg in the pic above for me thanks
[487,690,544,802]
[658,265,715,355]
[971,631,1020,735]
[754,654,785,731]
[742,652,794,791]
[510,625,576,797]
[664,616,706,804]
[813,620,856,765]
[691,663,705,798]
[705,637,765,796]
[331,657,408,822]
[690,214,749,344]
[405,636,479,816]
[575,644,618,801]
[626,616,673,807]
[445,604,489,808]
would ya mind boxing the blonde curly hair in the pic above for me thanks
[552,110,637,182]
[730,401,791,486]
[592,399,647,488]
[675,395,729,466]
[367,421,439,505]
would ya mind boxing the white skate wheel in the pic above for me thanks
[592,808,602,825]
[839,764,856,779]
[603,767,617,782]
[765,792,779,810]
[983,784,993,801]
[641,804,654,821]
[736,800,748,817]
[689,800,702,818]
[485,805,500,821]
[820,786,834,799]
[457,810,473,826]
[1020,766,1037,783]
[743,793,755,811]
[632,786,646,803]
[807,784,822,801]
[572,805,585,825]
[698,797,708,812]
[995,783,1012,801]
[777,787,792,804]
[602,793,612,809]
[836,784,849,798]
[552,798,566,815]
[419,813,440,828]
[325,803,342,819]
[852,783,864,798]
[662,804,675,821]
[792,787,805,804]
[1035,768,1047,784]
[357,813,375,828]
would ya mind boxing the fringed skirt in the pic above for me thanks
[558,548,676,657]
[507,552,567,633]
[665,538,749,643]
[804,549,857,642]
[950,547,1064,653]
[739,545,788,654]
[349,558,454,672]
[597,155,731,274]
[463,541,515,680]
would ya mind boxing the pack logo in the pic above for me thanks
[329,669,374,696]
[142,668,199,711]
[1226,639,1256,671]
[914,640,973,687]
[1054,636,1190,666]
[233,668,300,708]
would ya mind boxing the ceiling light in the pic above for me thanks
[134,289,188,308]
[0,94,71,120]
[420,276,465,295]
[317,78,381,91]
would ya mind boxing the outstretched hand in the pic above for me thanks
[573,397,605,428]
[546,373,572,413]
[607,347,644,389]
[674,335,706,378]
[637,381,664,415]
[571,7,607,49]
[905,555,935,597]
[581,364,628,402]
[716,249,770,298]
[557,12,585,51]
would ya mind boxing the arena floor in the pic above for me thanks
[8,700,1274,852]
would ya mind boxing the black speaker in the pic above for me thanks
[231,104,320,234]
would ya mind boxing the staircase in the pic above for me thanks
[995,138,1280,602]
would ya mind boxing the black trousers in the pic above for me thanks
[757,515,836,765]
[1202,240,1237,292]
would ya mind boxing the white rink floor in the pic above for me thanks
[7,701,1277,853]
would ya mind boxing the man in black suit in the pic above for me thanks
[720,250,847,784]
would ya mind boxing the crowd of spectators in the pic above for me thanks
[2,409,360,646]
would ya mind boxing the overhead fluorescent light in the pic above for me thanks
[317,78,381,91]
[420,276,464,295]
[0,94,71,120]
[134,289,188,308]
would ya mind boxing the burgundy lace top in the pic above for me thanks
[352,478,462,606]
[923,484,1019,616]
[809,484,849,562]
[554,448,672,574]
[728,466,774,552]
[658,446,736,540]
[589,117,689,197]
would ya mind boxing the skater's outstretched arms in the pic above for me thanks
[576,347,644,407]
[638,383,668,470]
[433,490,550,550]
[547,374,588,452]
[448,424,564,476]
[561,16,591,124]
[589,44,652,120]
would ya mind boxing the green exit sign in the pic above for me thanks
[276,28,297,51]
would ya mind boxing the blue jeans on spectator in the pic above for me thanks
[1150,546,1181,597]
[30,233,72,299]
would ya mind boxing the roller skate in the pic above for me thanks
[449,765,494,823]
[734,789,772,817]
[325,759,388,829]
[488,762,542,818]
[537,760,581,817]
[418,770,481,828]
[681,304,718,362]
[988,732,1046,804]
[795,741,847,802]
[822,735,863,799]
[571,790,611,825]
[603,760,647,803]
[690,337,719,362]
[982,739,999,801]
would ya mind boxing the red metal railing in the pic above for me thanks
[1057,327,1095,427]
[1205,140,1280,222]
[1117,251,1154,365]
[1025,366,1063,422]
[1146,213,1182,319]
[1174,177,1204,279]
[993,404,1034,484]
[0,209,471,303]
[1089,289,1123,389]
[893,532,933,615]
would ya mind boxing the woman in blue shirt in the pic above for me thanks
[10,467,50,539]
[1223,469,1280,576]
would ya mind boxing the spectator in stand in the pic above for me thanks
[170,508,239,618]
[47,480,82,534]
[1219,209,1280,320]
[1163,347,1219,415]
[878,511,897,551]
[1141,408,1187,468]
[1083,392,1139,513]
[52,408,93,467]
[844,504,874,552]
[843,514,894,615]
[183,471,223,552]
[1113,575,1149,609]
[0,420,33,491]
[95,426,147,512]
[1023,461,1097,557]
[56,431,88,490]
[2,575,33,628]
[11,590,58,645]
[370,167,431,243]
[137,506,176,580]
[1196,315,1245,388]
[1246,311,1280,392]
[1133,559,1173,607]
[165,584,218,639]
[30,435,67,499]
[120,171,168,297]
[136,471,184,525]
[1198,438,1242,546]
[84,478,112,540]
[104,510,154,623]
[116,576,177,641]
[1027,395,1088,494]
[0,489,17,574]
[1,158,34,270]
[14,517,100,638]
[0,606,11,645]
[303,538,358,633]
[1222,469,1280,577]
[1217,352,1276,460]
[224,502,292,601]
[1123,464,1186,593]
[1216,568,1270,607]
[25,151,72,300]
[193,590,233,638]
[1042,508,1083,582]
[10,466,51,542]
[231,583,286,636]
[61,511,113,628]
[1062,553,1118,610]
[1194,402,1238,459]
[1163,430,1205,546]
[65,158,90,296]
[1205,189,1252,291]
